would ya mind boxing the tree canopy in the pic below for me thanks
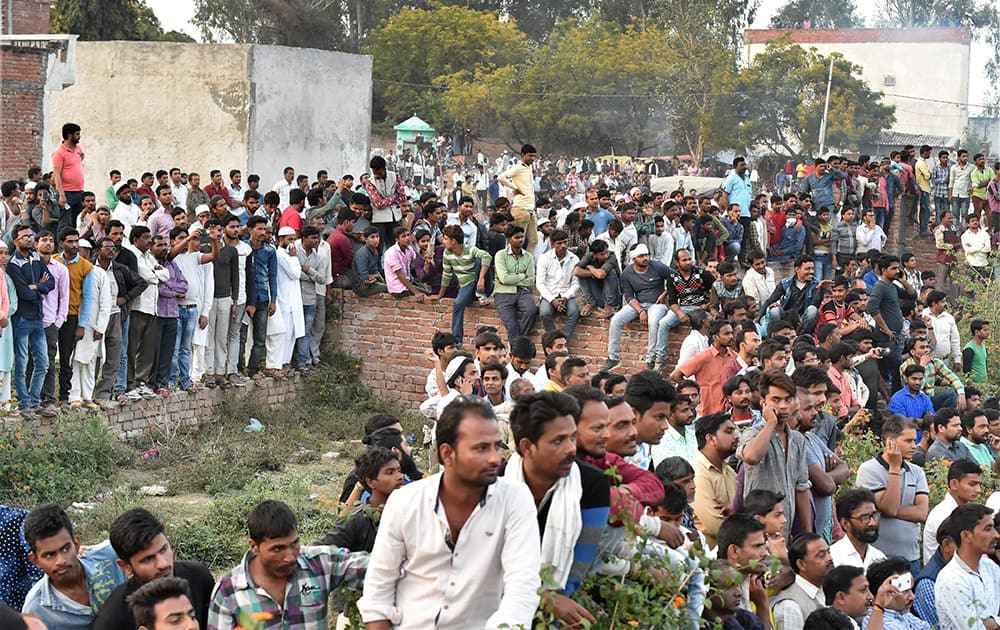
[51,0,194,42]
[770,0,863,29]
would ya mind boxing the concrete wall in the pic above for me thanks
[743,29,971,141]
[45,42,252,190]
[249,46,372,185]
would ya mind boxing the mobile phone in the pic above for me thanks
[890,573,912,592]
[199,234,211,253]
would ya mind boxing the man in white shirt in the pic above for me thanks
[124,226,169,393]
[169,168,187,210]
[227,169,246,206]
[358,396,541,630]
[169,224,216,389]
[961,213,991,279]
[948,149,975,226]
[742,252,776,305]
[922,290,962,369]
[923,459,982,564]
[830,489,886,570]
[272,166,295,209]
[935,503,1000,630]
[536,230,581,342]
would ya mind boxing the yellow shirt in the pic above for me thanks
[692,450,737,551]
[915,158,932,193]
[544,380,564,392]
[497,161,536,210]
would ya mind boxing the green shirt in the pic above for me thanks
[960,437,996,469]
[963,340,987,385]
[493,246,535,293]
[971,167,995,200]
[441,245,492,288]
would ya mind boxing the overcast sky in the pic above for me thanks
[149,0,990,110]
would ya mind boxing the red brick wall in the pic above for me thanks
[7,0,51,34]
[0,47,46,181]
[333,291,690,407]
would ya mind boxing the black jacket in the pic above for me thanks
[92,560,214,630]
[108,260,147,315]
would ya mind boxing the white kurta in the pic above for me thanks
[73,266,113,364]
[276,247,304,365]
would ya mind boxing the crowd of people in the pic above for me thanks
[2,124,1000,629]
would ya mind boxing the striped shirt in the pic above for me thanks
[899,356,965,397]
[440,245,492,288]
[207,546,368,630]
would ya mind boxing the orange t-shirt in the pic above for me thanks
[52,143,85,192]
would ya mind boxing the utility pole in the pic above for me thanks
[818,55,834,156]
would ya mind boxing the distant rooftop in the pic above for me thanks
[744,28,971,46]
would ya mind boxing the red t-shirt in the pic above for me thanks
[278,206,303,233]
[52,143,85,192]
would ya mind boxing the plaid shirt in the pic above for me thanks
[900,356,965,397]
[931,161,951,198]
[207,546,367,630]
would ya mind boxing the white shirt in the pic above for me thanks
[111,202,140,229]
[922,308,962,365]
[535,249,580,303]
[272,178,294,209]
[172,251,214,317]
[962,228,991,267]
[830,536,886,569]
[170,183,188,209]
[742,266,776,305]
[227,184,245,203]
[772,575,825,630]
[357,473,541,630]
[126,244,169,315]
[935,554,1000,630]
[677,329,709,367]
[650,424,697,468]
[923,492,958,564]
[229,239,251,305]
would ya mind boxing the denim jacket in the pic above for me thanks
[245,242,278,305]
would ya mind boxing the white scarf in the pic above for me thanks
[506,451,582,590]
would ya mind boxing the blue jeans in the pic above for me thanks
[170,306,198,388]
[874,207,887,229]
[932,388,958,410]
[813,253,832,281]
[13,316,47,409]
[952,197,970,226]
[608,303,668,362]
[452,282,477,342]
[656,305,703,361]
[296,303,317,366]
[579,275,621,309]
[116,312,130,393]
[539,297,581,340]
[918,191,931,234]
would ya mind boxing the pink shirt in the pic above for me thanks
[828,365,860,411]
[383,243,416,294]
[52,143,85,191]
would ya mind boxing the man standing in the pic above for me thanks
[151,235,187,396]
[497,144,538,249]
[931,150,952,222]
[184,173,209,216]
[737,369,812,539]
[855,415,929,572]
[205,215,239,389]
[601,244,670,372]
[830,489,886,569]
[36,230,68,414]
[271,166,295,210]
[8,226,54,416]
[537,230,581,342]
[93,237,144,408]
[51,123,85,233]
[867,254,905,391]
[244,216,278,380]
[970,153,995,224]
[722,157,753,257]
[506,391,610,626]
[962,319,989,386]
[493,224,537,342]
[168,168,187,211]
[169,225,215,391]
[295,225,329,368]
[801,158,846,214]
[358,397,541,629]
[935,504,1000,630]
[125,226,169,396]
[671,319,737,416]
[691,412,739,550]
[949,149,974,226]
[225,215,252,385]
[364,156,406,251]
[53,228,94,404]
[915,145,934,236]
[922,290,962,369]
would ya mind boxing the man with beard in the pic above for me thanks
[211,500,368,629]
[791,382,849,541]
[657,248,715,371]
[504,391,610,627]
[692,412,739,550]
[651,390,698,466]
[93,509,214,630]
[831,489,887,570]
[922,459,982,564]
[959,408,1000,472]
[359,397,541,629]
[738,369,812,539]
[772,533,834,630]
[671,319,737,417]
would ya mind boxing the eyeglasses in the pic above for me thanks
[852,512,880,524]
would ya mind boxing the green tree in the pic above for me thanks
[51,0,192,41]
[731,38,895,157]
[365,4,528,127]
[192,0,349,50]
[770,0,863,28]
